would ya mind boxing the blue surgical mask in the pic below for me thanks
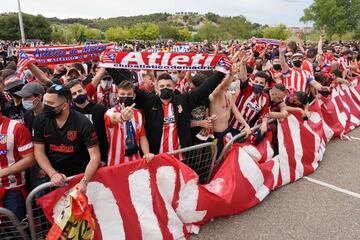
[22,99,38,111]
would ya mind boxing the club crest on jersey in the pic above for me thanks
[0,135,7,144]
[0,150,7,155]
[178,105,183,113]
[67,131,77,141]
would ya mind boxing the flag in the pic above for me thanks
[36,83,360,239]
[215,57,232,74]
[16,51,36,78]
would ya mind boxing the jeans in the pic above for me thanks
[3,189,26,221]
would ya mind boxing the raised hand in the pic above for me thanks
[121,103,136,121]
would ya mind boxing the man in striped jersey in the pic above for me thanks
[105,81,154,165]
[279,42,326,93]
[0,105,34,220]
[228,50,270,137]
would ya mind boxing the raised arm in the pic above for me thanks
[28,63,53,87]
[279,42,289,73]
[238,50,250,82]
[296,32,306,55]
[209,71,234,101]
[90,67,106,88]
[317,31,325,55]
[188,70,226,109]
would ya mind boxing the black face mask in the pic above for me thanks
[292,60,303,68]
[273,64,282,71]
[73,93,88,104]
[119,97,134,107]
[160,88,174,100]
[43,104,62,119]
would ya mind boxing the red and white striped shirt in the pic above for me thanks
[0,116,33,188]
[175,78,191,94]
[160,103,180,153]
[339,56,351,72]
[93,84,118,109]
[302,59,314,76]
[229,83,270,131]
[105,107,146,166]
[283,68,315,92]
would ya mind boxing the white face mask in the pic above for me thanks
[101,80,112,90]
[170,74,178,82]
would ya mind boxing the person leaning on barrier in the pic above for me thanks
[0,97,35,221]
[104,80,154,165]
[228,50,270,138]
[33,84,101,193]
[134,58,231,155]
[14,83,48,191]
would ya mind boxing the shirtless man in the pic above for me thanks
[209,71,251,156]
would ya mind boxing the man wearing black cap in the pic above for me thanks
[15,83,45,132]
[33,85,101,193]
[15,83,46,191]
[3,75,25,121]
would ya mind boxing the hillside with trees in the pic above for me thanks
[1,11,297,43]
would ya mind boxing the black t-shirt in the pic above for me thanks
[72,102,108,162]
[33,109,98,176]
[23,110,35,135]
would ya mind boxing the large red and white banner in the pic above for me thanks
[99,50,227,71]
[19,43,114,65]
[37,80,360,239]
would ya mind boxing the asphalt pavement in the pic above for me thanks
[191,128,360,240]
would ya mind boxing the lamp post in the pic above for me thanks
[17,0,26,44]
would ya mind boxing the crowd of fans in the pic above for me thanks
[0,34,360,223]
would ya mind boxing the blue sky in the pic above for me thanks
[1,0,314,27]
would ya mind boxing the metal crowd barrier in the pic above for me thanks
[25,143,217,239]
[23,142,217,239]
[25,180,71,240]
[216,119,276,166]
[0,207,29,240]
[168,142,218,184]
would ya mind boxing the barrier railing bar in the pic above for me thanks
[216,119,276,165]
[26,177,73,240]
[0,207,30,240]
[168,142,218,184]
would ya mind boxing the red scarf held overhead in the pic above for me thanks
[99,51,229,71]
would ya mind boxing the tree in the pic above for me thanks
[84,28,102,40]
[51,25,66,43]
[0,13,52,41]
[130,23,160,40]
[301,0,360,40]
[105,27,130,42]
[68,23,87,42]
[218,16,252,40]
[262,24,292,40]
[176,28,192,41]
[158,23,179,39]
[205,12,220,24]
[196,22,220,41]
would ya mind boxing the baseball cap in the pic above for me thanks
[67,67,81,77]
[4,75,24,92]
[15,83,45,98]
